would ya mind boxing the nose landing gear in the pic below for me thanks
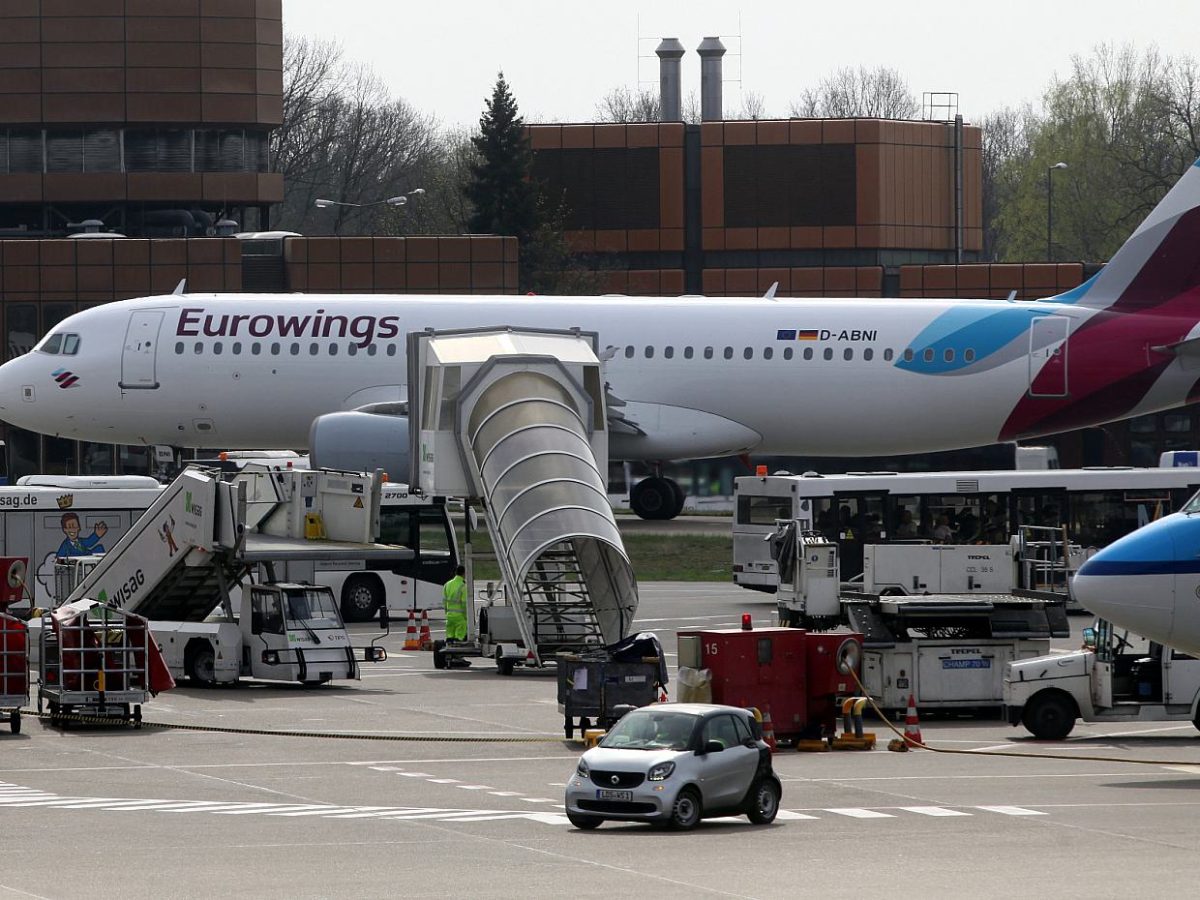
[630,476,685,520]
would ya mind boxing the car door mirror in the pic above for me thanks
[1082,627,1096,649]
[701,740,724,754]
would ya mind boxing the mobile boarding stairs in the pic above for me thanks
[408,327,639,669]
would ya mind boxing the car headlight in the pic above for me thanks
[576,759,590,778]
[647,762,675,782]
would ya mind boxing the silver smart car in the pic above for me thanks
[564,703,782,830]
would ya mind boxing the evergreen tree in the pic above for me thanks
[466,73,538,246]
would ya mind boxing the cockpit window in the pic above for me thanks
[35,333,80,355]
[1183,490,1200,515]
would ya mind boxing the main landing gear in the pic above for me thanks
[630,476,685,520]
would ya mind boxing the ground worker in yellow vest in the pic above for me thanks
[442,565,470,668]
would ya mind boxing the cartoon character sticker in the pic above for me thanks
[160,515,178,557]
[57,512,107,557]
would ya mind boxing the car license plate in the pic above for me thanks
[596,789,633,801]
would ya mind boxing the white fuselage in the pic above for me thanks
[0,292,1194,459]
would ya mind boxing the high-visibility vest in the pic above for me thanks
[443,576,467,615]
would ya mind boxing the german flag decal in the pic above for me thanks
[52,368,79,389]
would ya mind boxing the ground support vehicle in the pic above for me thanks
[37,599,173,727]
[556,634,667,738]
[1004,619,1200,739]
[0,611,28,733]
[45,465,396,686]
[564,703,781,830]
[846,591,1068,715]
[153,582,386,685]
[676,625,862,744]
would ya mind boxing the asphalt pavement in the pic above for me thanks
[3,582,1200,899]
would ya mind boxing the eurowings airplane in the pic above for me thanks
[3,158,1200,519]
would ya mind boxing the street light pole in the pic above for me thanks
[1047,161,1068,261]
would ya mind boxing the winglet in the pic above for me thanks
[173,279,187,296]
[763,281,779,301]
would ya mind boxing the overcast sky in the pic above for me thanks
[282,0,1200,129]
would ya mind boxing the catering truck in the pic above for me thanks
[1003,619,1200,738]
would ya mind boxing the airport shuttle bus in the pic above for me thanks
[0,475,164,611]
[733,467,1200,593]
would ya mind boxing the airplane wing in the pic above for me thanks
[1153,336,1200,358]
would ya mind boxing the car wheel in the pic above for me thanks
[745,778,780,825]
[567,812,603,830]
[341,576,383,623]
[1021,692,1076,740]
[669,787,702,830]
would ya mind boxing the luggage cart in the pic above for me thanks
[0,612,28,735]
[37,600,153,728]
[556,635,668,739]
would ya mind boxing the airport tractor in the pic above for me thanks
[51,465,392,685]
[1004,619,1200,739]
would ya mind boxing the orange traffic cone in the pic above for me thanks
[761,706,777,753]
[418,609,433,650]
[402,609,420,651]
[903,693,924,748]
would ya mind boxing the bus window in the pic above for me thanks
[379,508,416,546]
[1014,493,1066,531]
[418,507,453,560]
[889,495,921,540]
[736,494,793,526]
[1070,491,1128,547]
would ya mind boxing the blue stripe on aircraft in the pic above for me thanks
[893,306,1046,374]
[1044,271,1099,306]
[1077,559,1200,576]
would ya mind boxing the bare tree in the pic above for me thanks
[733,89,768,120]
[789,66,920,119]
[274,39,442,236]
[595,86,661,123]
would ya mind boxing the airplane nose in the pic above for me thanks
[0,356,38,424]
[1072,513,1192,645]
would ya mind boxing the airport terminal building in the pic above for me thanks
[0,3,1192,481]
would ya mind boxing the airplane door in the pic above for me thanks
[1028,316,1069,398]
[120,310,164,390]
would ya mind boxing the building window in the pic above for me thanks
[4,129,42,174]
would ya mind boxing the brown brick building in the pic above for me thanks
[0,0,284,237]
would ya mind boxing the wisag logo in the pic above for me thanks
[184,490,203,517]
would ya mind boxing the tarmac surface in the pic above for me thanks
[4,582,1200,899]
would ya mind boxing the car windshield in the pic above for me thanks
[600,710,699,751]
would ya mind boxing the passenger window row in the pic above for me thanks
[174,341,399,358]
[619,345,978,363]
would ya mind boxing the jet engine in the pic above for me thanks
[308,411,410,482]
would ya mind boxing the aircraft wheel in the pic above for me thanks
[631,477,679,520]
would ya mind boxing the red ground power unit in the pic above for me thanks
[677,626,862,741]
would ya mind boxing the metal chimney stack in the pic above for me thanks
[656,38,685,122]
[697,36,726,121]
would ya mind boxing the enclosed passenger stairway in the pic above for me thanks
[409,328,638,663]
